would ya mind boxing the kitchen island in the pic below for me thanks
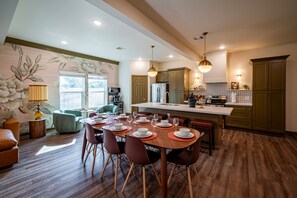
[132,102,233,148]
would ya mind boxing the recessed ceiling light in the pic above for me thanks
[93,20,102,26]
[61,40,68,45]
[220,45,225,50]
[168,54,173,58]
[138,57,142,61]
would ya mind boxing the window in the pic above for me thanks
[88,75,107,108]
[60,73,107,110]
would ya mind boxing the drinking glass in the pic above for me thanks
[167,113,170,121]
[153,114,159,121]
[151,118,157,132]
[132,111,137,120]
[127,115,133,127]
[173,117,179,132]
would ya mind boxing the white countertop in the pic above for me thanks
[225,102,253,106]
[132,102,233,116]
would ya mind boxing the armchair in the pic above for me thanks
[0,116,20,168]
[53,110,84,133]
[96,104,118,114]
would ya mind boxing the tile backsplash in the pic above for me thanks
[190,83,252,103]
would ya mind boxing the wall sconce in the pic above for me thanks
[194,72,199,82]
[236,70,242,81]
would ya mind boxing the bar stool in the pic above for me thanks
[190,119,214,156]
[168,116,188,127]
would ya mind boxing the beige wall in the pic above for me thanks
[228,42,297,132]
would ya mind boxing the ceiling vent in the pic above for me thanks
[116,47,125,50]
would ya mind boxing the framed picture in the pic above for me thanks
[231,82,239,89]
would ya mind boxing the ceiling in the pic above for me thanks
[6,0,297,63]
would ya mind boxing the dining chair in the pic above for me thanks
[166,132,204,198]
[121,135,161,198]
[83,123,104,175]
[100,129,125,190]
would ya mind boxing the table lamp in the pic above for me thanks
[29,85,48,120]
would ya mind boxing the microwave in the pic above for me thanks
[108,87,121,95]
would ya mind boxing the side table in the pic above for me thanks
[29,118,46,138]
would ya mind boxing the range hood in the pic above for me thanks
[202,51,228,83]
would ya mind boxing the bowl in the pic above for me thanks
[114,123,123,130]
[139,117,147,121]
[96,113,103,117]
[160,120,169,125]
[179,128,190,136]
[138,127,148,135]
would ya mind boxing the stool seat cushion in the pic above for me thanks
[0,129,18,151]
[191,120,214,128]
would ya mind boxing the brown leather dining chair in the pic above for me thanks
[166,133,204,198]
[100,129,125,190]
[121,135,161,198]
[84,123,104,175]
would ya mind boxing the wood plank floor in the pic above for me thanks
[1,129,297,198]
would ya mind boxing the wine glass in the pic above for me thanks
[153,114,159,121]
[167,113,170,121]
[151,118,157,132]
[127,115,133,127]
[132,111,137,120]
[173,117,179,132]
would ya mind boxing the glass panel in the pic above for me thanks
[88,78,107,107]
[60,92,83,110]
[89,92,105,108]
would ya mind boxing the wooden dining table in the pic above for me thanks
[81,116,200,198]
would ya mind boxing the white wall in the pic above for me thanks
[228,42,297,132]
[119,60,155,113]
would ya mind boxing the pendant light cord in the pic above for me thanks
[151,45,155,68]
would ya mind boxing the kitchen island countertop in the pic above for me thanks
[132,102,233,116]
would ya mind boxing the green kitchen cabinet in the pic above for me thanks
[156,71,168,83]
[251,55,289,133]
[168,67,190,103]
[225,105,252,129]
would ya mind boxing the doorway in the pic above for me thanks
[131,75,148,112]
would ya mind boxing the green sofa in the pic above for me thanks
[53,110,84,133]
[96,104,118,114]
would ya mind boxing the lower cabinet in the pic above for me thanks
[225,105,252,129]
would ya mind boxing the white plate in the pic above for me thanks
[92,119,108,124]
[174,131,194,139]
[116,116,128,119]
[157,123,173,127]
[136,119,150,123]
[133,131,153,138]
[110,126,128,131]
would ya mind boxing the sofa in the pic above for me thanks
[96,104,118,114]
[53,110,84,133]
[0,117,20,168]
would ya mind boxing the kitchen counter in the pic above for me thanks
[132,102,234,148]
[132,102,233,116]
[225,102,252,106]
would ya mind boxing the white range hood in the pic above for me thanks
[203,51,228,83]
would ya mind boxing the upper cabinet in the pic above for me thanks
[203,51,228,83]
[168,67,190,103]
[156,71,168,83]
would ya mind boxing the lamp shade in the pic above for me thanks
[198,59,212,73]
[147,66,158,77]
[29,85,48,102]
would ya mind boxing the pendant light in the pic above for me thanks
[147,45,158,77]
[198,32,212,73]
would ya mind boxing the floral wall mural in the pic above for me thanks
[0,42,118,133]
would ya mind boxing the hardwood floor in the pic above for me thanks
[1,129,297,198]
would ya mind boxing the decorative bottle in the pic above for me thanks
[188,93,197,108]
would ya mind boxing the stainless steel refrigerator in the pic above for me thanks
[151,83,167,103]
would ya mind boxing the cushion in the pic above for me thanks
[0,129,18,151]
[0,110,14,128]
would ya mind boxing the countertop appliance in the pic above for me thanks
[209,95,227,107]
[151,83,168,103]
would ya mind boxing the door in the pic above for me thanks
[131,75,148,112]
[253,91,269,131]
[270,91,285,133]
[269,60,286,91]
[253,61,269,91]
